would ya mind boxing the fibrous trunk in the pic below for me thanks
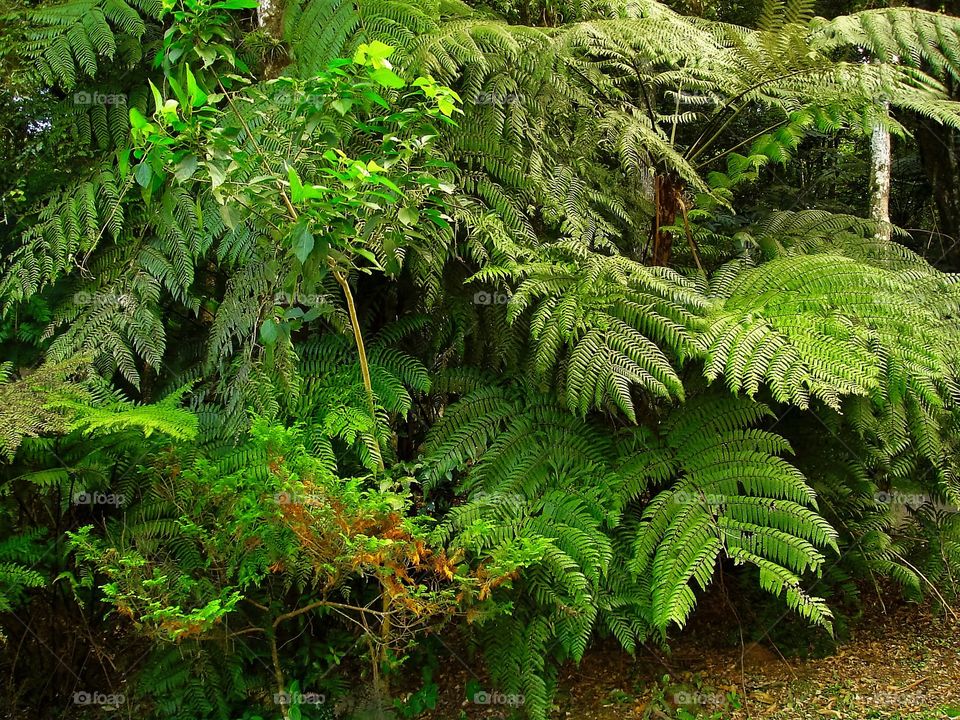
[650,172,683,266]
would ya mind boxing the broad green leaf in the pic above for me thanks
[134,163,153,187]
[129,107,148,130]
[362,90,390,109]
[174,155,198,181]
[167,76,188,108]
[290,221,314,263]
[331,99,353,116]
[302,306,324,322]
[353,41,395,68]
[288,166,304,203]
[353,247,381,267]
[195,45,217,67]
[437,97,455,117]
[116,149,130,179]
[219,202,240,229]
[148,80,163,114]
[372,175,402,193]
[370,68,405,90]
[207,162,226,189]
[161,99,180,121]
[185,65,208,108]
[259,319,279,345]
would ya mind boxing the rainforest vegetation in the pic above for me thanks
[1,0,960,716]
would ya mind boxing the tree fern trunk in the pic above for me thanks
[651,173,683,266]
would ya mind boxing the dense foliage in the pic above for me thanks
[1,0,960,717]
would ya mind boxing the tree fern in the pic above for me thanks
[627,393,838,633]
[697,253,958,411]
[15,0,158,89]
[4,0,960,717]
[0,356,91,458]
[0,532,48,619]
[812,8,960,82]
[475,251,705,419]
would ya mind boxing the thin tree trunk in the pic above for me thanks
[869,102,892,243]
[257,0,277,27]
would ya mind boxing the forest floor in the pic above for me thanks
[413,587,960,720]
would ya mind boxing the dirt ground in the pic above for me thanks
[415,589,960,719]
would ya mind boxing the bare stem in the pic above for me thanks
[220,81,383,468]
[330,265,383,470]
[270,632,290,720]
